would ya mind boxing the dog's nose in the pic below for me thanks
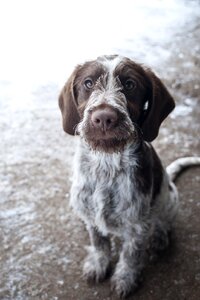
[91,107,118,131]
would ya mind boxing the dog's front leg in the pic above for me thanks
[83,226,111,283]
[111,229,147,298]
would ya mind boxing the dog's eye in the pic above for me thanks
[84,78,94,90]
[124,79,136,91]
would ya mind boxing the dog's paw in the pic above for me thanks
[83,246,111,283]
[149,227,171,261]
[111,267,140,298]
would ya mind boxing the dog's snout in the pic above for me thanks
[91,107,118,131]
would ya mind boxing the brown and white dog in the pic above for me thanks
[59,55,200,298]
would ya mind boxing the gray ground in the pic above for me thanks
[1,6,200,300]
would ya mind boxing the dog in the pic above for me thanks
[58,55,200,298]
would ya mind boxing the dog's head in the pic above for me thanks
[59,55,175,152]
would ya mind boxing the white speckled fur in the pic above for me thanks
[70,136,179,297]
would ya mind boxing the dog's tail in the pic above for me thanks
[166,157,200,182]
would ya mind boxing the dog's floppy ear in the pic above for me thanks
[58,66,81,135]
[141,69,175,142]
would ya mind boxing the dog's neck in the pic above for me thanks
[79,137,144,167]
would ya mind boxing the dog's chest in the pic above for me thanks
[70,145,140,235]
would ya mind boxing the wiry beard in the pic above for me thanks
[79,123,139,153]
[85,135,136,153]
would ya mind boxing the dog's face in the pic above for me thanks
[59,55,175,152]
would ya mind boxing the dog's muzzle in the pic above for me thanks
[78,104,139,153]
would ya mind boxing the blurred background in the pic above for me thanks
[0,1,200,299]
[0,0,199,106]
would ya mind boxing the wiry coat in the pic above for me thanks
[59,55,179,298]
